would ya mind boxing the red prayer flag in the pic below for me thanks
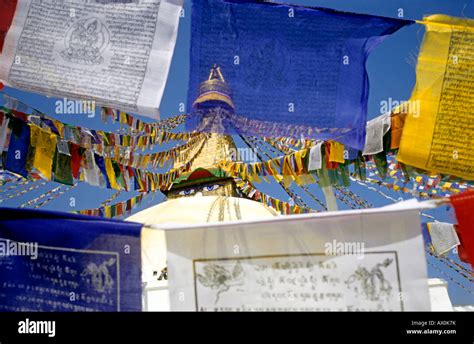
[450,190,474,267]
[0,0,18,53]
[455,228,470,264]
[70,143,83,179]
[324,143,338,170]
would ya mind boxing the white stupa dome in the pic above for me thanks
[126,195,278,225]
[126,195,278,310]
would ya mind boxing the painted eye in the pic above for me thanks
[179,188,196,196]
[203,184,221,192]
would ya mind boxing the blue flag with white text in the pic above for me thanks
[187,0,412,149]
[0,208,143,312]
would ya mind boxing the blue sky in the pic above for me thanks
[1,0,473,305]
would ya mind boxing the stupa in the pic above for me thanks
[126,67,278,300]
[127,65,278,226]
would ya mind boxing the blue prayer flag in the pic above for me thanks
[0,208,143,312]
[94,153,110,189]
[4,117,29,177]
[187,0,412,149]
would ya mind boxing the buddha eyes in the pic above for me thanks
[179,188,196,196]
[203,184,221,192]
[177,184,222,196]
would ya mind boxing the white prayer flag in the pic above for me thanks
[0,0,183,118]
[0,116,10,153]
[428,222,460,255]
[362,113,391,156]
[308,141,323,171]
[164,201,431,311]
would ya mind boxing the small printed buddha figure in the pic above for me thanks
[61,17,109,65]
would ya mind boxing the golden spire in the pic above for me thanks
[193,65,235,111]
[208,64,225,82]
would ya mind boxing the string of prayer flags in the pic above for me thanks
[0,172,23,189]
[2,114,204,192]
[187,0,412,149]
[450,190,474,267]
[0,180,47,203]
[262,136,311,152]
[398,15,474,180]
[76,191,160,219]
[18,184,76,209]
[32,185,75,209]
[2,104,201,151]
[365,155,474,195]
[3,102,472,193]
[355,175,455,200]
[261,136,350,189]
[21,185,63,208]
[101,107,187,133]
[221,142,348,187]
[115,134,207,170]
[234,128,474,191]
[101,191,122,207]
[234,177,314,215]
[0,0,182,117]
[334,184,373,209]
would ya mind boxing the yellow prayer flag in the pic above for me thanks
[29,125,57,180]
[53,120,64,137]
[295,173,316,186]
[105,158,120,190]
[282,156,296,187]
[328,141,345,163]
[251,163,261,183]
[120,111,127,124]
[442,182,452,189]
[104,206,112,218]
[398,15,474,180]
[275,199,280,211]
[294,150,305,173]
[141,155,151,169]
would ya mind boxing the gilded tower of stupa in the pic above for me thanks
[127,65,278,225]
